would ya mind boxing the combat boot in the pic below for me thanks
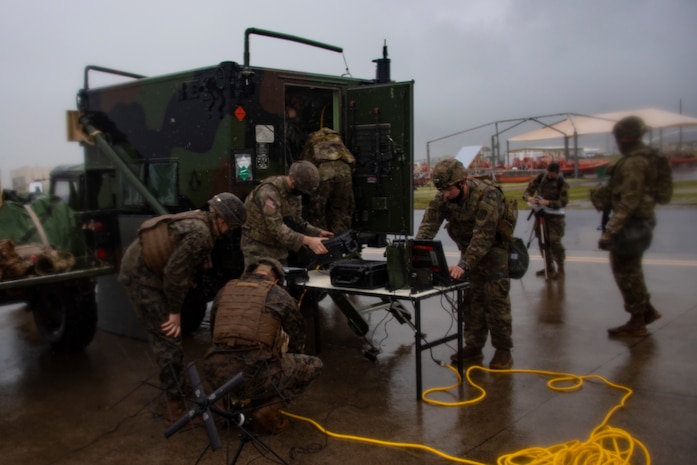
[163,398,186,426]
[450,345,484,364]
[645,304,662,325]
[251,397,289,434]
[555,261,565,278]
[607,314,648,337]
[489,349,513,370]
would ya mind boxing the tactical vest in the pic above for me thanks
[607,149,659,218]
[137,210,208,275]
[450,179,510,245]
[212,279,280,350]
[245,177,302,244]
[533,172,565,199]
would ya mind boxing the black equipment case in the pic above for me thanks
[330,259,388,289]
[302,230,361,268]
[282,266,309,286]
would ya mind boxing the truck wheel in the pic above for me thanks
[31,284,98,351]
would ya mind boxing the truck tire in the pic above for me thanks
[31,283,98,351]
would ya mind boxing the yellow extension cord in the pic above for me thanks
[281,364,651,465]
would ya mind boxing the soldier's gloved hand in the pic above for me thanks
[598,233,613,251]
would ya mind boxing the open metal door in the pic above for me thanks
[346,81,414,237]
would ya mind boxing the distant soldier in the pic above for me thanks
[416,158,513,369]
[598,116,664,337]
[204,257,323,434]
[302,127,356,233]
[523,162,570,279]
[118,193,246,424]
[241,160,333,267]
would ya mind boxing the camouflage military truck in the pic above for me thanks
[0,165,113,351]
[62,28,414,339]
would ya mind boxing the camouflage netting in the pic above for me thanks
[0,194,86,280]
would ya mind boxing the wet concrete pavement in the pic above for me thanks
[1,208,696,465]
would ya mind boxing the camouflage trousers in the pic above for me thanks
[203,347,323,403]
[464,248,513,350]
[308,160,354,234]
[241,236,290,269]
[118,242,184,398]
[609,247,651,316]
[535,215,566,264]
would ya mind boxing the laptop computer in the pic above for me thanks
[409,239,453,287]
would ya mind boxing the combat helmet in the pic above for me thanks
[208,192,247,227]
[431,158,468,190]
[246,257,285,282]
[288,160,320,195]
[613,116,648,139]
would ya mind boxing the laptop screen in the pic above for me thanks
[409,239,452,287]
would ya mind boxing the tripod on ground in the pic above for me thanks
[526,206,550,280]
[164,362,289,465]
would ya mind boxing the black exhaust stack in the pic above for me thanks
[373,40,391,83]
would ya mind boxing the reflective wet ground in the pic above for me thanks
[1,208,696,465]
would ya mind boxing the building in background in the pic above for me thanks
[9,166,51,193]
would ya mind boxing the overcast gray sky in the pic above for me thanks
[1,0,696,186]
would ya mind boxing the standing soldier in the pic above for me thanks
[118,193,247,424]
[416,158,513,369]
[241,160,333,267]
[204,257,323,434]
[302,127,356,234]
[598,116,663,337]
[523,162,570,279]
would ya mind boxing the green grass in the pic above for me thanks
[413,179,697,209]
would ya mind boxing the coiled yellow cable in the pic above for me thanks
[281,364,651,465]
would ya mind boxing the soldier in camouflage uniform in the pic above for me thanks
[599,116,663,337]
[416,158,513,369]
[118,192,246,424]
[523,162,570,279]
[241,160,333,267]
[302,127,356,233]
[203,257,323,434]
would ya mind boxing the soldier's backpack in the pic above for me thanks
[508,237,529,280]
[480,179,527,278]
[644,149,673,205]
[480,178,519,242]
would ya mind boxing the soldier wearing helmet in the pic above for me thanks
[598,115,662,337]
[204,256,322,434]
[523,162,570,280]
[302,127,357,234]
[416,158,514,370]
[241,161,333,267]
[118,192,246,425]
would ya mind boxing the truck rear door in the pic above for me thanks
[346,81,414,236]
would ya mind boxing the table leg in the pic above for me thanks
[457,288,464,374]
[414,299,422,401]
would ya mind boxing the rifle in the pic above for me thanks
[600,208,611,232]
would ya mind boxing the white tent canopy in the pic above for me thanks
[455,145,483,168]
[509,108,697,142]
